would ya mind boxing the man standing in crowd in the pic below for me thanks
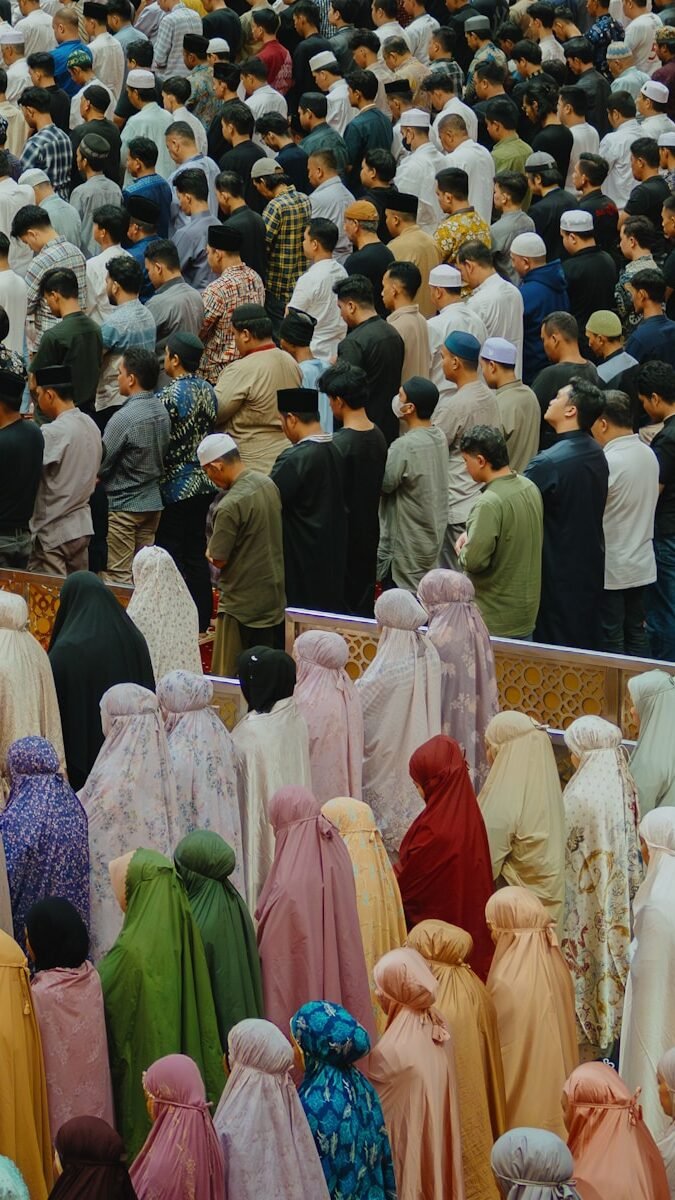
[334,273,405,445]
[144,239,205,378]
[525,377,609,649]
[637,360,675,660]
[28,363,102,575]
[29,266,102,413]
[480,336,541,472]
[199,223,265,385]
[0,368,43,568]
[200,431,286,676]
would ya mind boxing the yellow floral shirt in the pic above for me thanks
[434,207,492,265]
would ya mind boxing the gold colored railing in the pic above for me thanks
[2,572,673,740]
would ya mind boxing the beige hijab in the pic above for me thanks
[406,920,506,1200]
[478,711,565,939]
[0,593,65,793]
[486,887,578,1140]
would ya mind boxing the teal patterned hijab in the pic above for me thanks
[291,1001,397,1200]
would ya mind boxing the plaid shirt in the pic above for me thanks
[20,124,73,198]
[25,235,87,347]
[158,374,218,504]
[587,14,625,72]
[464,42,507,103]
[263,185,312,302]
[153,3,202,77]
[98,298,157,410]
[99,390,171,511]
[199,263,266,384]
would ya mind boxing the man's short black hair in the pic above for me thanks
[92,204,129,242]
[630,267,667,302]
[161,75,191,103]
[485,97,519,129]
[435,166,469,199]
[318,361,368,408]
[494,170,529,204]
[39,267,79,299]
[631,136,660,168]
[460,424,510,468]
[597,389,633,428]
[231,303,273,339]
[256,112,290,137]
[513,39,542,65]
[126,38,153,67]
[332,273,375,306]
[122,347,160,391]
[559,84,588,116]
[606,89,636,119]
[346,68,378,100]
[349,27,380,53]
[107,254,144,293]
[11,204,51,238]
[18,86,52,113]
[622,214,657,248]
[174,167,209,201]
[220,99,255,137]
[306,217,339,252]
[26,52,55,74]
[542,310,578,341]
[144,238,179,270]
[563,35,593,62]
[127,135,158,166]
[362,146,396,181]
[567,376,605,430]
[82,83,112,112]
[385,259,421,298]
[636,360,675,404]
[577,152,609,186]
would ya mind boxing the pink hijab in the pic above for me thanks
[213,1018,330,1200]
[255,787,376,1047]
[364,947,465,1200]
[293,632,364,803]
[130,1054,225,1200]
[417,570,498,791]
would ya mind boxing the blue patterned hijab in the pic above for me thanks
[291,1001,397,1200]
[0,737,89,951]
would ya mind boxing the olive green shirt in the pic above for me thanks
[208,468,286,626]
[458,471,543,637]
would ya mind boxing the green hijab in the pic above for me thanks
[97,849,225,1160]
[174,831,264,1047]
[629,670,675,813]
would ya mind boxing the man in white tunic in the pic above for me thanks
[0,29,31,103]
[310,50,354,134]
[121,68,174,181]
[15,0,56,57]
[437,110,495,224]
[83,0,125,98]
[288,217,347,358]
[426,262,487,398]
[393,107,446,236]
[457,237,525,374]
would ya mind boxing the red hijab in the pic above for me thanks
[395,734,494,980]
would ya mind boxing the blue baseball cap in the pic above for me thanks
[444,330,481,362]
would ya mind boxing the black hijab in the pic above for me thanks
[25,898,89,972]
[237,646,296,713]
[48,572,155,790]
[50,1118,138,1200]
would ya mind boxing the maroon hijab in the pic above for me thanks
[395,735,494,980]
[50,1117,137,1200]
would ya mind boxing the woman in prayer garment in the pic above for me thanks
[174,830,263,1048]
[0,838,10,935]
[293,631,364,803]
[0,929,52,1200]
[322,797,406,1034]
[158,671,244,896]
[0,592,64,792]
[98,848,224,1160]
[255,786,376,1046]
[291,1001,396,1200]
[48,572,155,790]
[364,947,465,1200]
[0,1158,28,1199]
[417,569,498,791]
[232,647,311,908]
[0,737,88,952]
[478,711,566,939]
[620,807,675,1139]
[127,546,203,681]
[490,1129,583,1200]
[563,1062,670,1200]
[130,1055,225,1200]
[485,887,578,1139]
[213,1017,331,1200]
[26,899,114,1142]
[628,670,675,813]
[48,1117,138,1199]
[79,684,181,961]
[395,734,494,980]
[657,1048,675,1197]
[356,589,442,857]
[561,715,642,1053]
[407,920,507,1200]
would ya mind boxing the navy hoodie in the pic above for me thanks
[519,260,570,385]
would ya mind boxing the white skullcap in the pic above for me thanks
[510,231,547,257]
[429,263,462,287]
[207,37,229,52]
[400,107,431,128]
[197,433,238,466]
[18,168,50,186]
[560,209,594,233]
[0,27,24,43]
[481,336,517,365]
[127,67,155,88]
[659,130,675,147]
[641,79,670,103]
[309,50,339,70]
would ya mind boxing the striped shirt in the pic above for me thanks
[20,123,73,198]
[25,235,87,347]
[153,3,202,77]
[99,390,171,511]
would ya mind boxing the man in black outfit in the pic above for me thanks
[525,150,579,259]
[218,99,267,211]
[334,273,405,444]
[564,36,612,135]
[560,209,618,353]
[0,369,43,567]
[343,199,394,317]
[216,169,267,284]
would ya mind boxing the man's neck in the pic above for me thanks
[136,166,156,178]
[158,271,182,286]
[356,232,378,247]
[455,370,479,388]
[552,419,582,433]
[438,291,463,308]
[33,114,54,132]
[484,465,513,481]
[541,113,560,127]
[126,386,152,399]
[0,408,20,429]
[405,415,431,429]
[604,425,634,442]
[189,203,210,217]
[341,407,373,430]
[230,132,250,146]
[0,259,8,272]
[642,301,665,318]
[58,301,82,317]
[498,201,521,214]
[296,421,324,439]
[311,250,333,264]
[496,370,517,386]
[558,346,586,363]
[116,291,139,305]
[640,167,660,180]
[390,296,415,311]
[242,339,274,355]
[227,196,246,211]
[97,236,120,251]
[352,307,377,326]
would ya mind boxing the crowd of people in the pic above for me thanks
[0,565,674,1198]
[0,0,673,664]
[0,0,675,1194]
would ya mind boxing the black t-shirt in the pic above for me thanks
[333,423,387,616]
[530,187,579,261]
[344,242,394,317]
[652,413,675,538]
[578,189,619,255]
[70,117,122,188]
[532,360,600,449]
[202,8,242,58]
[0,419,44,533]
[663,246,675,319]
[277,142,309,193]
[46,85,71,133]
[218,140,267,212]
[224,205,268,284]
[337,315,405,443]
[531,125,574,190]
[625,175,671,255]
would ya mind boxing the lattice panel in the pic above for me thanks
[291,619,381,681]
[27,579,62,649]
[211,691,244,731]
[495,653,607,730]
[619,670,642,741]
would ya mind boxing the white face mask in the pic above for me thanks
[392,393,407,419]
